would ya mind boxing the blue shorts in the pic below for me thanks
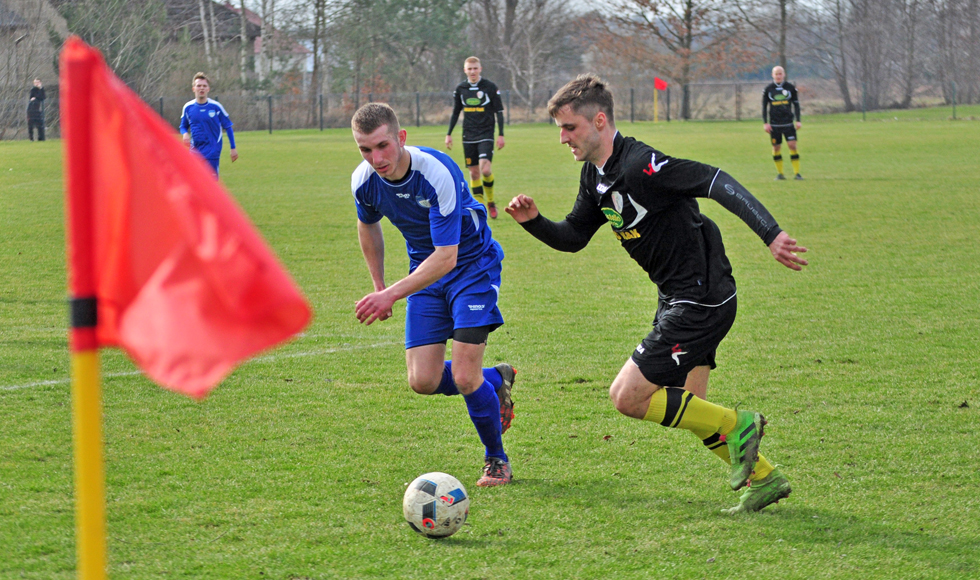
[404,240,504,349]
[205,157,220,175]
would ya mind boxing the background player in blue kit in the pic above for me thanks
[180,72,238,175]
[350,103,516,487]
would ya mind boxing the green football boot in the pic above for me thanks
[721,409,766,490]
[721,468,792,515]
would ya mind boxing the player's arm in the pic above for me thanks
[762,91,771,133]
[355,219,393,325]
[506,186,605,252]
[792,85,802,129]
[493,88,505,149]
[707,170,808,270]
[180,109,191,147]
[446,88,463,148]
[355,243,458,325]
[221,114,238,161]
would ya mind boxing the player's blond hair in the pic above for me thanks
[548,74,616,125]
[192,72,210,85]
[464,56,481,66]
[351,103,400,137]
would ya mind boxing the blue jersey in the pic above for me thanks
[179,99,235,160]
[352,146,494,269]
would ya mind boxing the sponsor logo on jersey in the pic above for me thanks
[636,344,646,354]
[643,152,668,175]
[614,228,641,241]
[415,195,432,208]
[671,343,687,365]
[596,182,610,194]
[466,97,483,106]
[468,304,485,311]
[463,107,485,112]
[601,207,624,228]
[724,184,736,196]
[396,193,411,199]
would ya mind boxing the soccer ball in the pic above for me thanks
[403,472,469,538]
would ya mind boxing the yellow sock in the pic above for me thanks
[773,151,784,175]
[643,387,737,435]
[483,174,495,204]
[470,178,484,204]
[790,151,800,175]
[693,428,774,482]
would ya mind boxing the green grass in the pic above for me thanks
[2,106,980,579]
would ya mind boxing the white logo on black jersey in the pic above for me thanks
[596,182,610,194]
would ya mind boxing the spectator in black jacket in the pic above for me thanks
[28,78,46,142]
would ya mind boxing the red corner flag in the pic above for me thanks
[654,77,668,91]
[62,37,311,399]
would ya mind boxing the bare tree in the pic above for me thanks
[896,0,921,107]
[732,0,796,72]
[798,0,855,111]
[198,0,213,67]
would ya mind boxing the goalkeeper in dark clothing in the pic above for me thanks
[446,56,506,218]
[762,66,802,180]
[506,74,809,514]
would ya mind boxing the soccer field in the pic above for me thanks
[1,108,979,579]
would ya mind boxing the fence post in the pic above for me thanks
[735,84,741,121]
[952,81,957,120]
[416,92,421,127]
[666,88,671,122]
[319,94,324,131]
[630,88,635,123]
[862,82,866,121]
[159,97,164,119]
[268,95,273,134]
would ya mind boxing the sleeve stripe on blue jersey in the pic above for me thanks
[410,147,459,217]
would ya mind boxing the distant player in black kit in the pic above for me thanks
[446,57,506,218]
[506,74,808,514]
[762,66,802,180]
[27,78,46,142]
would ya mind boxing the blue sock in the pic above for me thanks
[482,366,503,391]
[436,362,503,395]
[463,381,507,462]
[434,361,459,396]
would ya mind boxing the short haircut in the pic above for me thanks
[351,102,400,136]
[548,74,615,125]
[193,72,210,85]
[464,56,481,66]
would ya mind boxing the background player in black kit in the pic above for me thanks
[506,74,809,514]
[763,66,802,180]
[446,56,506,218]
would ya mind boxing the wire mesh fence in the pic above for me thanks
[0,79,968,141]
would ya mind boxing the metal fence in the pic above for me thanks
[0,79,967,140]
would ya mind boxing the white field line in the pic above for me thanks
[0,341,401,392]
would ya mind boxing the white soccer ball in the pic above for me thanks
[403,472,470,538]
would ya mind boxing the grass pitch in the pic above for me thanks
[1,106,979,579]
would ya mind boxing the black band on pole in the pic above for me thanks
[71,297,98,329]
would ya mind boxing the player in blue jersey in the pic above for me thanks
[351,103,516,487]
[180,72,238,175]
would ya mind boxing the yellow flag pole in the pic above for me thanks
[63,38,108,579]
[71,350,106,580]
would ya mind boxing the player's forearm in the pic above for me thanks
[708,170,782,245]
[357,221,387,291]
[496,111,505,136]
[226,127,236,150]
[447,109,461,135]
[387,246,457,301]
[519,215,594,253]
[793,102,801,122]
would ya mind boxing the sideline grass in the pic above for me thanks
[1,108,979,579]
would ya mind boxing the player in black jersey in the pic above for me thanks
[506,74,808,514]
[762,66,803,180]
[446,57,506,218]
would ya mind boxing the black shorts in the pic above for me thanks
[770,125,797,146]
[463,139,494,167]
[631,295,737,387]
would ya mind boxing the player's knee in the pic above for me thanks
[451,370,482,395]
[608,381,638,418]
[407,371,440,395]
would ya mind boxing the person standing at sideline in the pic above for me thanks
[446,57,506,218]
[352,102,517,487]
[507,74,808,514]
[762,66,802,180]
[27,78,46,142]
[180,72,238,175]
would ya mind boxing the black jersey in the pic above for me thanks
[521,133,783,305]
[448,78,505,141]
[762,82,800,126]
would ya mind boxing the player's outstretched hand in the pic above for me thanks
[769,231,808,271]
[355,290,394,325]
[505,195,539,223]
